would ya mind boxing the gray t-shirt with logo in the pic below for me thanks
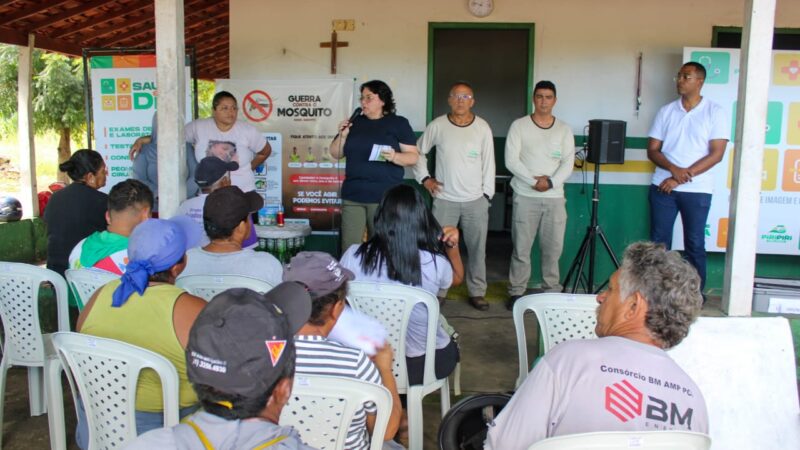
[126,410,317,449]
[486,336,708,450]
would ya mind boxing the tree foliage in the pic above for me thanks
[0,44,85,139]
[0,44,86,181]
[197,78,215,118]
[32,52,86,137]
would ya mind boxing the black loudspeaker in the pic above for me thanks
[587,119,626,164]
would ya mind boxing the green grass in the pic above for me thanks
[0,132,69,194]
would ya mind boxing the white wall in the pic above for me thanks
[230,0,800,136]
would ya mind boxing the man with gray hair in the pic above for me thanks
[486,241,708,449]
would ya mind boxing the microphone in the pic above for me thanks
[336,107,362,138]
[347,107,362,124]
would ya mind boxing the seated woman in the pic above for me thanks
[44,149,108,277]
[339,183,464,385]
[75,217,207,447]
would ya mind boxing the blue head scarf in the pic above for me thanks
[112,217,202,307]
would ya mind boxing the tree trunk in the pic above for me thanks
[57,127,71,184]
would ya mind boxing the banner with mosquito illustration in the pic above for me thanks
[215,79,354,232]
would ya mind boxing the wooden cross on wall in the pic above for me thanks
[320,30,348,74]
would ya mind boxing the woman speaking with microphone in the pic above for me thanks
[330,80,419,252]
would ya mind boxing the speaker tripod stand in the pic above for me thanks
[562,162,620,294]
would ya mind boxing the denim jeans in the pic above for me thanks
[648,185,712,291]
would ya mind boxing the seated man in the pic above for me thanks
[486,241,708,449]
[69,179,153,275]
[178,185,283,286]
[284,252,403,449]
[76,217,207,446]
[127,283,316,449]
[177,156,237,247]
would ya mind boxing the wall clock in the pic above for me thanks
[468,0,494,18]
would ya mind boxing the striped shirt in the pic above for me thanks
[294,335,382,450]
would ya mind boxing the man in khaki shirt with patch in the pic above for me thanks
[414,81,495,311]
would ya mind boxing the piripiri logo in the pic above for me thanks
[99,78,156,111]
[605,380,643,422]
[761,224,793,243]
[605,379,697,429]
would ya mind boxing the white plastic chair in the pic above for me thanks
[513,293,597,388]
[176,274,274,301]
[47,332,180,450]
[346,281,449,450]
[0,262,69,448]
[280,374,393,450]
[528,430,711,449]
[65,268,119,310]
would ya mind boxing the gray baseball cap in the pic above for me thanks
[283,251,355,297]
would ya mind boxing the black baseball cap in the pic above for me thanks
[203,185,264,230]
[195,157,239,187]
[186,282,312,398]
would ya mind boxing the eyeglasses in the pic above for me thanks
[359,95,378,102]
[449,94,474,101]
[674,73,701,81]
[216,105,238,112]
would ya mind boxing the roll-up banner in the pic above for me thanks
[215,79,354,232]
[89,54,193,191]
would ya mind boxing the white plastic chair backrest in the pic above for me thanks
[51,332,180,449]
[176,274,273,301]
[346,281,440,391]
[668,317,800,450]
[0,262,69,365]
[528,430,711,450]
[280,374,392,450]
[65,268,119,310]
[513,293,597,387]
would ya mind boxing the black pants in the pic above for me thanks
[405,337,460,386]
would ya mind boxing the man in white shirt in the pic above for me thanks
[486,242,709,449]
[505,81,575,309]
[414,81,495,311]
[647,62,729,297]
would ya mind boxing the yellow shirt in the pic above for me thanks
[81,279,198,412]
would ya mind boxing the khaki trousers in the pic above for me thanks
[508,194,567,295]
[340,199,379,253]
[432,197,490,297]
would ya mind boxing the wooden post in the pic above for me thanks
[17,33,38,218]
[722,0,777,316]
[154,0,187,218]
